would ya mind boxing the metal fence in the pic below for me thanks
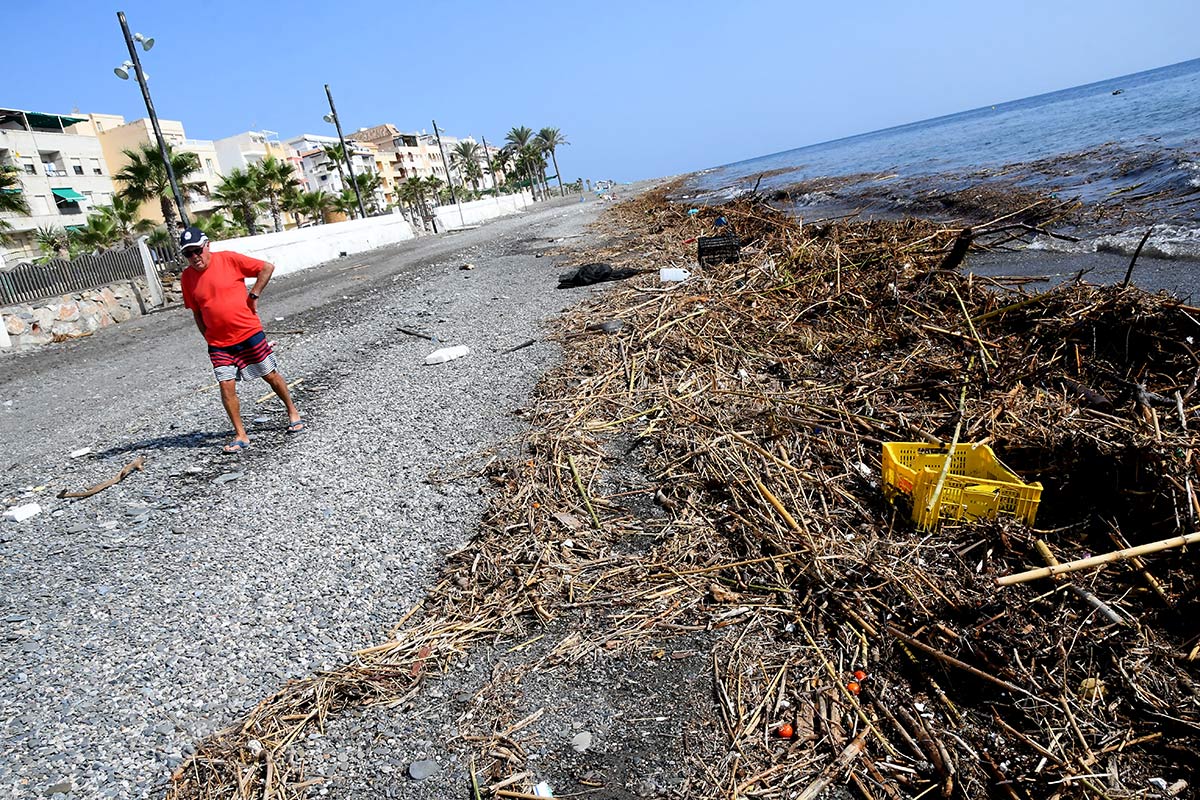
[0,244,178,307]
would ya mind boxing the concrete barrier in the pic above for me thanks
[211,213,416,278]
[435,192,532,230]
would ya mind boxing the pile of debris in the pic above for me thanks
[169,187,1198,800]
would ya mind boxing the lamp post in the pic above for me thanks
[431,120,464,227]
[480,134,503,210]
[323,84,367,220]
[114,11,188,229]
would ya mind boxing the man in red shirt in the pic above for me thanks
[179,227,303,453]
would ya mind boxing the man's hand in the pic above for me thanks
[247,294,258,314]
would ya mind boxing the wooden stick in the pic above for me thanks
[567,455,601,529]
[997,533,1200,586]
[886,626,1043,701]
[1034,540,1129,626]
[797,734,870,800]
[923,379,970,523]
[58,456,145,499]
[257,378,304,404]
[1121,228,1154,288]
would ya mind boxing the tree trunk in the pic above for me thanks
[243,206,258,237]
[160,195,177,232]
[270,194,283,233]
[551,151,564,197]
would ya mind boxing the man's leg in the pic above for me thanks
[218,379,250,446]
[261,370,302,427]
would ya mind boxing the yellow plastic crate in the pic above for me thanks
[882,442,1042,531]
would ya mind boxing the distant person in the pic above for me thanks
[179,227,303,453]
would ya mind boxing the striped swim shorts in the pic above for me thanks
[208,330,278,382]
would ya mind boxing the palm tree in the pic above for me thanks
[536,127,569,197]
[34,226,70,260]
[72,214,122,252]
[1,167,30,245]
[331,189,359,218]
[505,126,541,200]
[490,149,513,190]
[422,176,445,207]
[399,177,431,229]
[93,195,153,245]
[212,168,262,236]
[321,144,349,187]
[114,142,200,231]
[251,156,300,233]
[281,184,304,227]
[450,141,485,192]
[297,190,332,226]
[351,172,382,214]
[192,212,243,241]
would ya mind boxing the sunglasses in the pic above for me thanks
[183,247,205,258]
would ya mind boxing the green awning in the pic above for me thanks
[65,225,84,232]
[0,188,21,195]
[51,187,85,202]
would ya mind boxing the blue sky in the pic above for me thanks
[5,0,1198,182]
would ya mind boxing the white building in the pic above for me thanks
[214,130,295,174]
[0,108,119,263]
[94,116,224,221]
[286,133,381,205]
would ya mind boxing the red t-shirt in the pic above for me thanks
[181,251,269,347]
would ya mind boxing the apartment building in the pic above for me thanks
[286,133,383,209]
[351,124,453,206]
[96,116,224,223]
[213,130,297,174]
[0,108,119,263]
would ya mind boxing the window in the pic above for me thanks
[206,158,215,173]
[91,158,103,175]
[73,164,85,176]
[23,162,36,175]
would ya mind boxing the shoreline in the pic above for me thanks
[4,180,1198,799]
[172,184,1198,797]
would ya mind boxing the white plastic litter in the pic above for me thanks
[660,267,691,282]
[3,502,42,522]
[532,783,555,798]
[424,345,471,365]
[69,447,92,459]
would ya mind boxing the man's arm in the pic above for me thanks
[247,262,275,314]
[191,307,206,338]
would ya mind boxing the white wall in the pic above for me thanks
[434,192,532,229]
[209,190,531,279]
[211,213,415,278]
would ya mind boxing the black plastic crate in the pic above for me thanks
[697,235,741,266]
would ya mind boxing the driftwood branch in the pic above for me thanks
[58,457,145,499]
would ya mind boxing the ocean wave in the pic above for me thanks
[1031,224,1200,261]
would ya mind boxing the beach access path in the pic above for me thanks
[0,192,617,799]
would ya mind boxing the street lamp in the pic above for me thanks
[322,85,368,220]
[113,11,188,228]
[431,119,465,227]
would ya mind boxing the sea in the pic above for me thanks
[685,58,1200,264]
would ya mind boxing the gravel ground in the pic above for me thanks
[0,194,623,799]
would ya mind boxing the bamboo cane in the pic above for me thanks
[997,533,1200,586]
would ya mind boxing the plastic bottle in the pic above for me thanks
[424,345,471,365]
